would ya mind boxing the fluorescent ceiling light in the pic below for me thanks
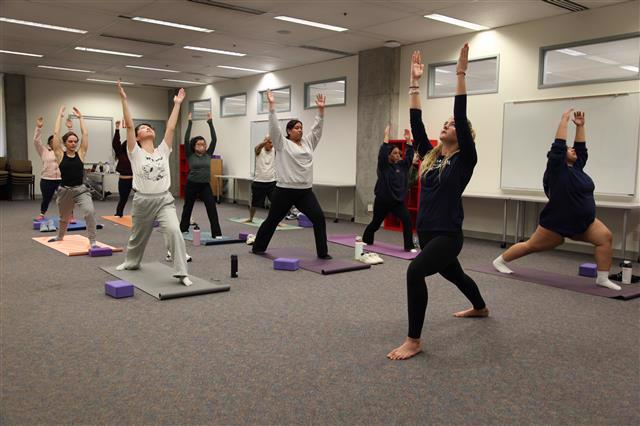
[274,16,348,32]
[126,65,179,73]
[587,55,618,65]
[424,14,488,31]
[75,46,143,58]
[620,65,639,72]
[38,65,94,73]
[0,49,42,57]
[556,48,586,56]
[162,78,201,84]
[183,46,245,56]
[217,65,265,73]
[87,78,133,85]
[0,17,87,33]
[131,16,213,33]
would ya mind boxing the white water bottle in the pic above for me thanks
[621,260,632,284]
[193,224,201,246]
[355,236,365,260]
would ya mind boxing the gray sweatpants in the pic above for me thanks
[56,184,97,242]
[121,191,188,277]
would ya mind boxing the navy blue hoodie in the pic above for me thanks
[374,142,414,203]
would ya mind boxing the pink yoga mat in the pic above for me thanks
[327,234,418,260]
[469,264,640,300]
[260,247,371,275]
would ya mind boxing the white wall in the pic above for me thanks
[182,55,358,216]
[397,1,640,254]
[26,77,168,194]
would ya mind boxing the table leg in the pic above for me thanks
[514,201,521,244]
[501,199,507,248]
[334,187,340,223]
[621,209,628,260]
[233,178,237,203]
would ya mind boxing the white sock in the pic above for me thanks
[595,270,621,290]
[180,276,193,286]
[116,263,127,271]
[492,255,513,274]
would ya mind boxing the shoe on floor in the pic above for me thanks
[318,254,332,260]
[246,234,256,245]
[359,253,377,265]
[40,223,49,232]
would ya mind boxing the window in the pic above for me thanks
[189,99,211,120]
[540,33,640,88]
[220,93,247,117]
[428,56,499,98]
[304,78,346,109]
[258,86,291,114]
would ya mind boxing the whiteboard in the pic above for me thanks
[68,115,114,164]
[501,93,639,196]
[249,118,290,176]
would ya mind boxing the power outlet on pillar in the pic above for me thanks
[367,203,373,213]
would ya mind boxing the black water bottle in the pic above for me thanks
[230,254,238,278]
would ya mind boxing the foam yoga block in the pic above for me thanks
[579,263,598,277]
[89,247,112,257]
[274,258,300,271]
[105,280,134,298]
[238,232,249,241]
[297,214,313,228]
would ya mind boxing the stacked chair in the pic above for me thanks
[8,159,35,200]
[0,157,9,199]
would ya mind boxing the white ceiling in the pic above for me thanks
[0,0,631,89]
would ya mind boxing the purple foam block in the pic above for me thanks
[89,246,112,257]
[33,220,44,230]
[579,263,597,277]
[238,232,249,241]
[152,220,160,228]
[297,214,313,228]
[212,154,222,159]
[274,257,300,271]
[105,280,134,298]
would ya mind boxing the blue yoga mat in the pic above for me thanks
[33,217,103,232]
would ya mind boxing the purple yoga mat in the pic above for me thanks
[327,234,418,260]
[261,247,370,275]
[469,264,640,300]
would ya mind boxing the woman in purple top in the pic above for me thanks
[492,110,620,291]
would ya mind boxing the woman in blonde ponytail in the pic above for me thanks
[388,44,488,361]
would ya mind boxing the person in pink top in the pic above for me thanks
[33,116,61,220]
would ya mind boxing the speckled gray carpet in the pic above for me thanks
[1,199,638,425]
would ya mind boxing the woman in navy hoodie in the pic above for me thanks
[492,109,620,291]
[362,125,415,252]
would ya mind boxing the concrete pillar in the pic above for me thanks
[354,47,400,223]
[3,74,28,160]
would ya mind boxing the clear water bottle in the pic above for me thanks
[621,260,632,284]
[193,224,201,246]
[355,236,364,260]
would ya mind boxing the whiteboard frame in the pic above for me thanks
[67,115,114,165]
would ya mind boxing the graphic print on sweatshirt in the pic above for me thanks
[142,155,167,181]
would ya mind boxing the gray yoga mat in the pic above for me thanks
[102,262,229,300]
[183,231,244,246]
[260,247,371,275]
[469,264,640,300]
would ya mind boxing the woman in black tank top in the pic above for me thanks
[48,106,98,248]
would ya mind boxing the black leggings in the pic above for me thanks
[253,187,328,257]
[363,197,414,250]
[180,180,221,236]
[40,179,60,214]
[116,178,133,217]
[406,231,485,339]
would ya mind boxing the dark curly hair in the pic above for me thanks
[189,136,206,152]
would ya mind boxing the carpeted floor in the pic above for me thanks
[1,199,638,425]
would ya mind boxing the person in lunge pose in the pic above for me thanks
[33,117,61,221]
[362,125,416,252]
[112,119,134,217]
[47,106,98,247]
[246,135,277,224]
[116,82,192,286]
[492,110,620,290]
[179,112,222,237]
[388,44,488,361]
[251,89,331,259]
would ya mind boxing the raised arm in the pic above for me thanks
[255,136,269,156]
[74,107,89,160]
[206,112,217,155]
[308,93,325,150]
[33,117,45,157]
[409,51,423,110]
[547,109,573,169]
[572,110,588,169]
[402,129,414,169]
[163,88,185,149]
[408,50,432,159]
[183,112,193,157]
[52,106,65,163]
[453,43,477,167]
[267,89,284,150]
[112,120,122,155]
[117,82,136,152]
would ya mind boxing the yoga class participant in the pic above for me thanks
[362,125,415,252]
[246,135,276,223]
[388,44,488,361]
[33,117,61,221]
[112,119,134,217]
[251,89,331,259]
[179,112,222,236]
[116,82,192,286]
[47,106,98,247]
[493,110,620,290]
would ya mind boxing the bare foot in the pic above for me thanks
[243,218,253,223]
[453,307,489,318]
[387,337,422,360]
